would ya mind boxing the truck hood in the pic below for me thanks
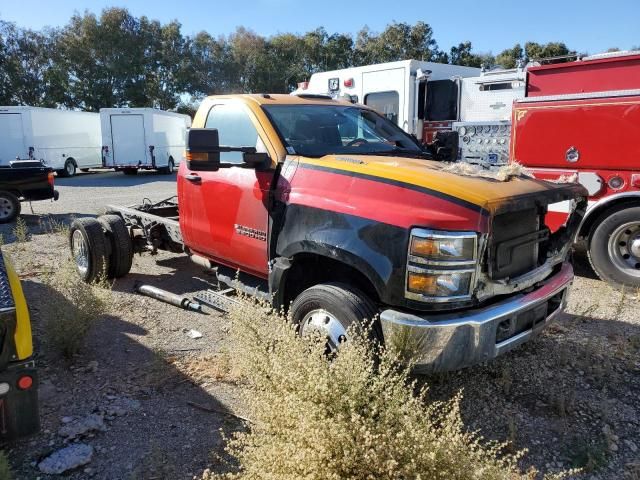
[297,154,587,217]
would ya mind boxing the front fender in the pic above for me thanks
[274,204,409,306]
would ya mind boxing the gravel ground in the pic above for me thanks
[1,170,639,479]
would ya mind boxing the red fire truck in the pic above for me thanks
[511,51,640,287]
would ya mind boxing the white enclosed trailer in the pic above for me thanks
[100,108,192,174]
[0,106,101,177]
[293,60,480,140]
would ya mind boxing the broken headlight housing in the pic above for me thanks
[405,229,478,302]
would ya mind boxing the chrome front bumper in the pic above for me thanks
[379,262,573,373]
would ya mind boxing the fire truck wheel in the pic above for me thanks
[69,218,110,283]
[291,282,381,354]
[98,214,133,278]
[0,191,21,224]
[588,205,640,288]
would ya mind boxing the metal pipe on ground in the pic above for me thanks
[135,284,202,312]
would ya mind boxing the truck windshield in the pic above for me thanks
[263,104,427,158]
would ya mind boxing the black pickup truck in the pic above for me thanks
[0,161,59,223]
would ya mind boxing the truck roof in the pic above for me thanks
[204,93,355,107]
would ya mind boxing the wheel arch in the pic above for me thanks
[579,193,640,241]
[272,249,383,310]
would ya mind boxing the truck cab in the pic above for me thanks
[71,94,587,372]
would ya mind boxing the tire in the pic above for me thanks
[98,214,133,278]
[123,169,138,176]
[291,282,380,353]
[159,158,175,175]
[588,205,640,288]
[69,218,110,283]
[58,159,77,177]
[0,191,21,224]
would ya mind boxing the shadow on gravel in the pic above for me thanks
[421,311,640,476]
[6,280,243,479]
[55,170,177,189]
[111,255,216,297]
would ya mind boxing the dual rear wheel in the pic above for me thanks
[69,215,133,283]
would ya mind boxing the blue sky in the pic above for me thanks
[1,0,637,55]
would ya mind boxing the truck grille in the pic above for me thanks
[488,208,548,280]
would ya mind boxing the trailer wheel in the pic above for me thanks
[291,282,381,354]
[58,159,77,177]
[123,169,138,175]
[588,205,640,288]
[98,214,133,278]
[0,191,21,224]
[69,218,110,283]
[159,158,175,175]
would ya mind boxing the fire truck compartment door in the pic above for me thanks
[362,68,406,130]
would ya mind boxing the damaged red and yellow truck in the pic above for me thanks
[69,94,587,372]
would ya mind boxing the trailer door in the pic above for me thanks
[362,68,406,131]
[110,114,147,166]
[0,113,26,165]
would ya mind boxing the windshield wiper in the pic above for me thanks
[365,147,433,159]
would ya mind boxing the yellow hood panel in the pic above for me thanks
[299,155,582,214]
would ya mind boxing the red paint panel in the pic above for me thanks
[287,166,488,233]
[527,54,640,97]
[178,162,272,277]
[513,96,640,172]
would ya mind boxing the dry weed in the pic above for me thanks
[42,259,110,358]
[12,217,30,243]
[199,301,563,480]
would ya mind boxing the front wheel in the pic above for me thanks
[69,218,110,283]
[290,282,380,354]
[588,205,640,288]
[0,191,21,224]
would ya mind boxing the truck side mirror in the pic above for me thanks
[186,128,221,171]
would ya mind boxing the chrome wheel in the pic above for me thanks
[299,308,348,353]
[71,229,89,276]
[0,197,15,221]
[608,221,640,278]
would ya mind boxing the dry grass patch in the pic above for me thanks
[200,301,566,480]
[42,259,110,358]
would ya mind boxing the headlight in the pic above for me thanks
[410,235,476,262]
[407,269,474,297]
[406,229,478,302]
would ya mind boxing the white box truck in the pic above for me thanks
[0,106,102,177]
[100,108,192,175]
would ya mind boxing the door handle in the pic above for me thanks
[185,174,202,183]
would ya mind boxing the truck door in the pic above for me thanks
[0,113,26,166]
[178,102,272,278]
[110,114,147,166]
[362,67,406,131]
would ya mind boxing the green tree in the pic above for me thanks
[449,41,494,68]
[524,41,573,61]
[354,22,443,65]
[495,43,524,69]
